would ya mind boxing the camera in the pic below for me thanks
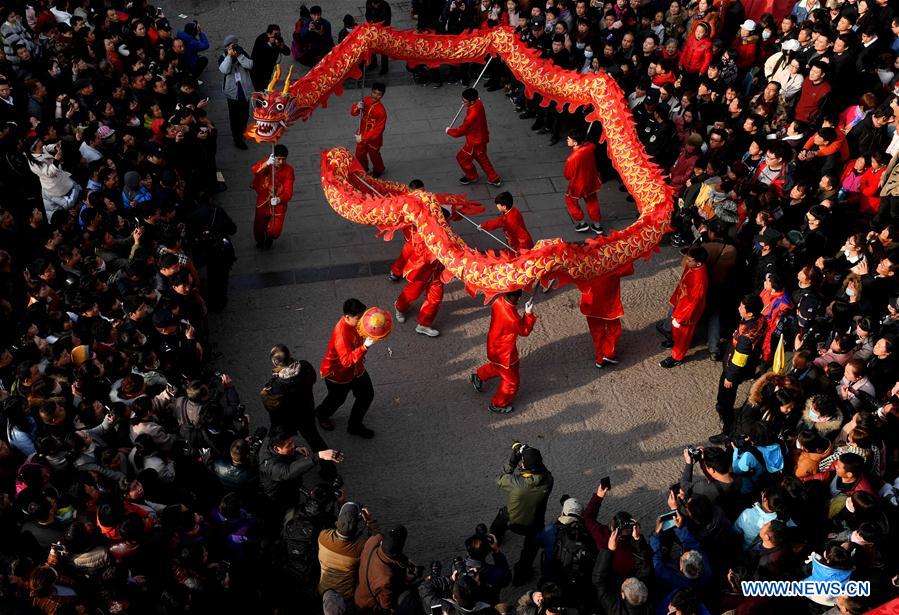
[331,476,344,498]
[246,426,267,457]
[511,440,529,454]
[686,445,702,461]
[50,541,67,556]
[429,560,442,578]
[618,518,636,533]
[474,522,495,545]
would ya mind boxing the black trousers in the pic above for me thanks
[490,506,540,577]
[315,372,374,428]
[716,370,748,431]
[874,194,899,227]
[227,97,250,144]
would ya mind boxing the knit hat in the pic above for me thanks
[785,230,804,245]
[336,502,362,539]
[381,525,407,557]
[71,344,93,367]
[223,34,239,47]
[521,447,543,470]
[123,171,140,189]
[713,198,739,223]
[97,125,115,140]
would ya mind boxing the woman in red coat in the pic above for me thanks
[564,129,602,234]
[470,291,537,413]
[250,144,295,249]
[679,22,713,75]
[580,262,635,368]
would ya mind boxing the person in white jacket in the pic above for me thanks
[26,138,80,219]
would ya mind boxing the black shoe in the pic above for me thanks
[234,140,248,150]
[487,178,503,187]
[661,338,674,349]
[594,361,604,369]
[670,233,688,248]
[459,176,475,185]
[711,351,722,361]
[655,321,669,335]
[519,111,535,119]
[347,424,375,439]
[387,272,401,282]
[485,81,501,91]
[537,127,551,135]
[590,223,604,235]
[514,104,525,112]
[489,404,514,414]
[432,81,443,88]
[617,184,627,192]
[708,433,729,445]
[530,121,544,131]
[371,169,384,178]
[574,221,590,232]
[602,356,620,365]
[367,62,378,70]
[255,240,264,249]
[659,357,682,368]
[470,373,483,392]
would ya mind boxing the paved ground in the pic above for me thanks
[173,0,744,574]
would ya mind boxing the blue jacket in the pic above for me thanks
[734,502,778,549]
[733,443,785,492]
[650,526,712,592]
[175,30,210,69]
[801,557,853,606]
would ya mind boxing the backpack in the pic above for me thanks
[281,508,319,582]
[551,520,596,581]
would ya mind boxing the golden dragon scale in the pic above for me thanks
[247,24,673,300]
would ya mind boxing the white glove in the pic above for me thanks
[524,298,534,314]
[270,197,280,206]
[354,133,362,143]
[264,154,275,166]
[445,127,452,135]
[363,337,375,347]
[671,318,682,329]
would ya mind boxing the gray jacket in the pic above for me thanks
[218,52,254,100]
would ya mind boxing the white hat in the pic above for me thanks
[781,39,801,52]
[741,19,757,31]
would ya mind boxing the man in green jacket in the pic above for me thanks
[489,444,554,585]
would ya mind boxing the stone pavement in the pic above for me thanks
[174,0,742,573]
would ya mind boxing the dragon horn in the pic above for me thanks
[266,64,281,92]
[281,66,294,95]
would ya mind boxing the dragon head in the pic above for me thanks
[246,65,310,142]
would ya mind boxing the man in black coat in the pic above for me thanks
[593,535,652,615]
[365,0,392,74]
[250,24,291,91]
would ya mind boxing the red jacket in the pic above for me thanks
[447,99,490,148]
[251,158,295,208]
[486,296,537,368]
[760,288,793,362]
[679,36,713,75]
[669,264,708,325]
[564,142,601,198]
[351,96,387,148]
[859,166,886,215]
[579,262,635,319]
[480,207,534,251]
[320,318,367,383]
[732,35,759,69]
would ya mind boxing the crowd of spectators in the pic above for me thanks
[1,0,899,613]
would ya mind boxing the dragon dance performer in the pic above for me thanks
[350,82,387,177]
[564,129,603,235]
[659,246,709,368]
[394,207,453,338]
[316,298,377,439]
[580,261,635,369]
[250,144,295,249]
[446,88,502,187]
[470,291,537,414]
[388,179,424,282]
[479,191,534,252]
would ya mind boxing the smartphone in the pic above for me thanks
[600,476,611,490]
[659,510,677,532]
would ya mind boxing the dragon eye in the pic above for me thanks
[257,99,269,109]
[275,103,285,111]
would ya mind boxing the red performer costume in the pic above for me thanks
[564,135,602,229]
[351,84,387,176]
[447,89,501,185]
[394,231,445,335]
[480,194,534,252]
[665,250,709,364]
[250,145,295,248]
[579,262,635,366]
[472,293,537,412]
[389,226,414,279]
